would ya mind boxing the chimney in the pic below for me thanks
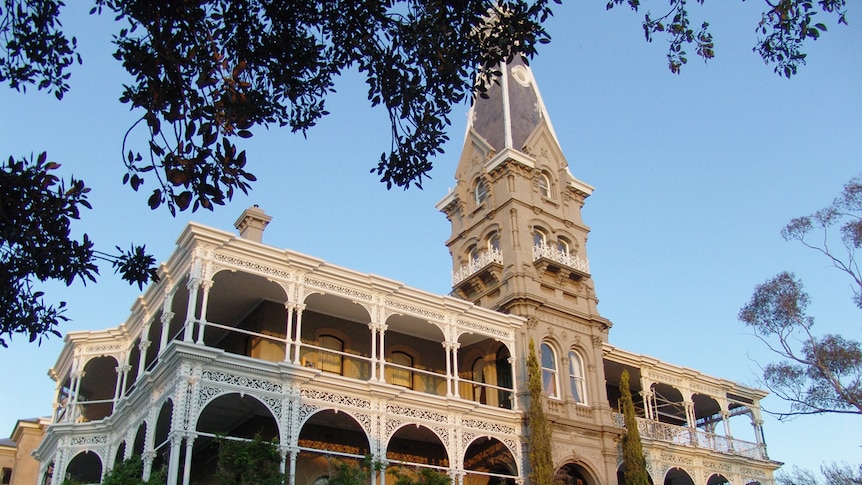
[234,205,272,243]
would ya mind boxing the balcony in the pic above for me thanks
[452,248,503,285]
[613,413,768,461]
[532,244,589,278]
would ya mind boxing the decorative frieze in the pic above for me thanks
[386,299,445,322]
[305,277,373,302]
[301,389,372,409]
[213,253,292,280]
[200,370,283,393]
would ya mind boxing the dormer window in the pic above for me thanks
[474,178,488,205]
[538,172,551,198]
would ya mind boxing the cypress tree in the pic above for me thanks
[527,339,554,485]
[620,369,650,485]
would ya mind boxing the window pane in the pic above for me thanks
[540,344,558,397]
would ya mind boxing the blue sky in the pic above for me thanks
[1,1,859,476]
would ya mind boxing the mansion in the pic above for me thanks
[30,59,780,485]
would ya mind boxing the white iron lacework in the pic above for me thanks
[461,419,515,435]
[197,386,223,411]
[82,344,123,354]
[260,396,283,420]
[70,435,108,446]
[384,299,445,321]
[451,248,503,285]
[213,253,292,280]
[703,460,734,474]
[354,412,372,435]
[200,370,283,393]
[298,402,320,426]
[431,426,449,445]
[456,319,510,338]
[532,243,590,274]
[300,389,372,409]
[385,418,404,440]
[305,278,373,302]
[386,404,447,423]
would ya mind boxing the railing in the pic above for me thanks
[612,413,767,461]
[452,248,503,285]
[532,244,590,274]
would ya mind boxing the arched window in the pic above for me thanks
[533,227,548,247]
[557,237,572,255]
[319,335,343,374]
[568,351,586,404]
[468,244,480,262]
[538,172,551,198]
[474,178,488,205]
[390,351,413,389]
[487,232,500,252]
[540,343,559,398]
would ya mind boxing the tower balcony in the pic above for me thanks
[532,243,590,278]
[452,248,504,286]
[612,413,768,461]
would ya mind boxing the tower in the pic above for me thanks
[437,58,620,484]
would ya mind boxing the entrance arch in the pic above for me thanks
[463,436,517,485]
[387,424,448,467]
[65,451,102,484]
[707,474,731,485]
[555,463,597,485]
[664,467,695,485]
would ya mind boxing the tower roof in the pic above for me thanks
[467,56,562,154]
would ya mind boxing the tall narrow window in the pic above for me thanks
[474,178,488,205]
[468,244,480,262]
[319,335,343,375]
[533,227,548,247]
[390,351,413,388]
[540,343,559,398]
[557,237,571,254]
[538,173,551,198]
[568,351,586,404]
[487,232,500,252]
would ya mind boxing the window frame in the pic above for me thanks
[538,172,551,198]
[568,350,587,404]
[318,334,344,375]
[540,342,560,399]
[474,178,488,205]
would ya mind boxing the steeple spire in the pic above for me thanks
[468,56,561,156]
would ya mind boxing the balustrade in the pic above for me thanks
[532,244,590,274]
[612,413,767,461]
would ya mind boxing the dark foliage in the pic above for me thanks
[0,153,158,347]
[101,455,166,485]
[607,0,846,77]
[526,339,554,485]
[216,434,285,485]
[619,369,649,485]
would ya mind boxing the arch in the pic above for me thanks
[540,342,560,398]
[463,436,518,485]
[385,313,448,395]
[650,383,686,426]
[65,451,103,484]
[114,440,126,468]
[79,355,119,421]
[616,463,655,485]
[389,350,414,389]
[153,399,173,459]
[664,467,695,485]
[196,392,280,440]
[298,409,370,456]
[533,226,549,247]
[486,231,500,252]
[132,421,146,456]
[167,276,190,342]
[143,311,163,370]
[555,463,598,485]
[707,474,731,485]
[192,393,281,484]
[567,349,587,404]
[125,337,141,393]
[203,270,289,361]
[387,423,449,467]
